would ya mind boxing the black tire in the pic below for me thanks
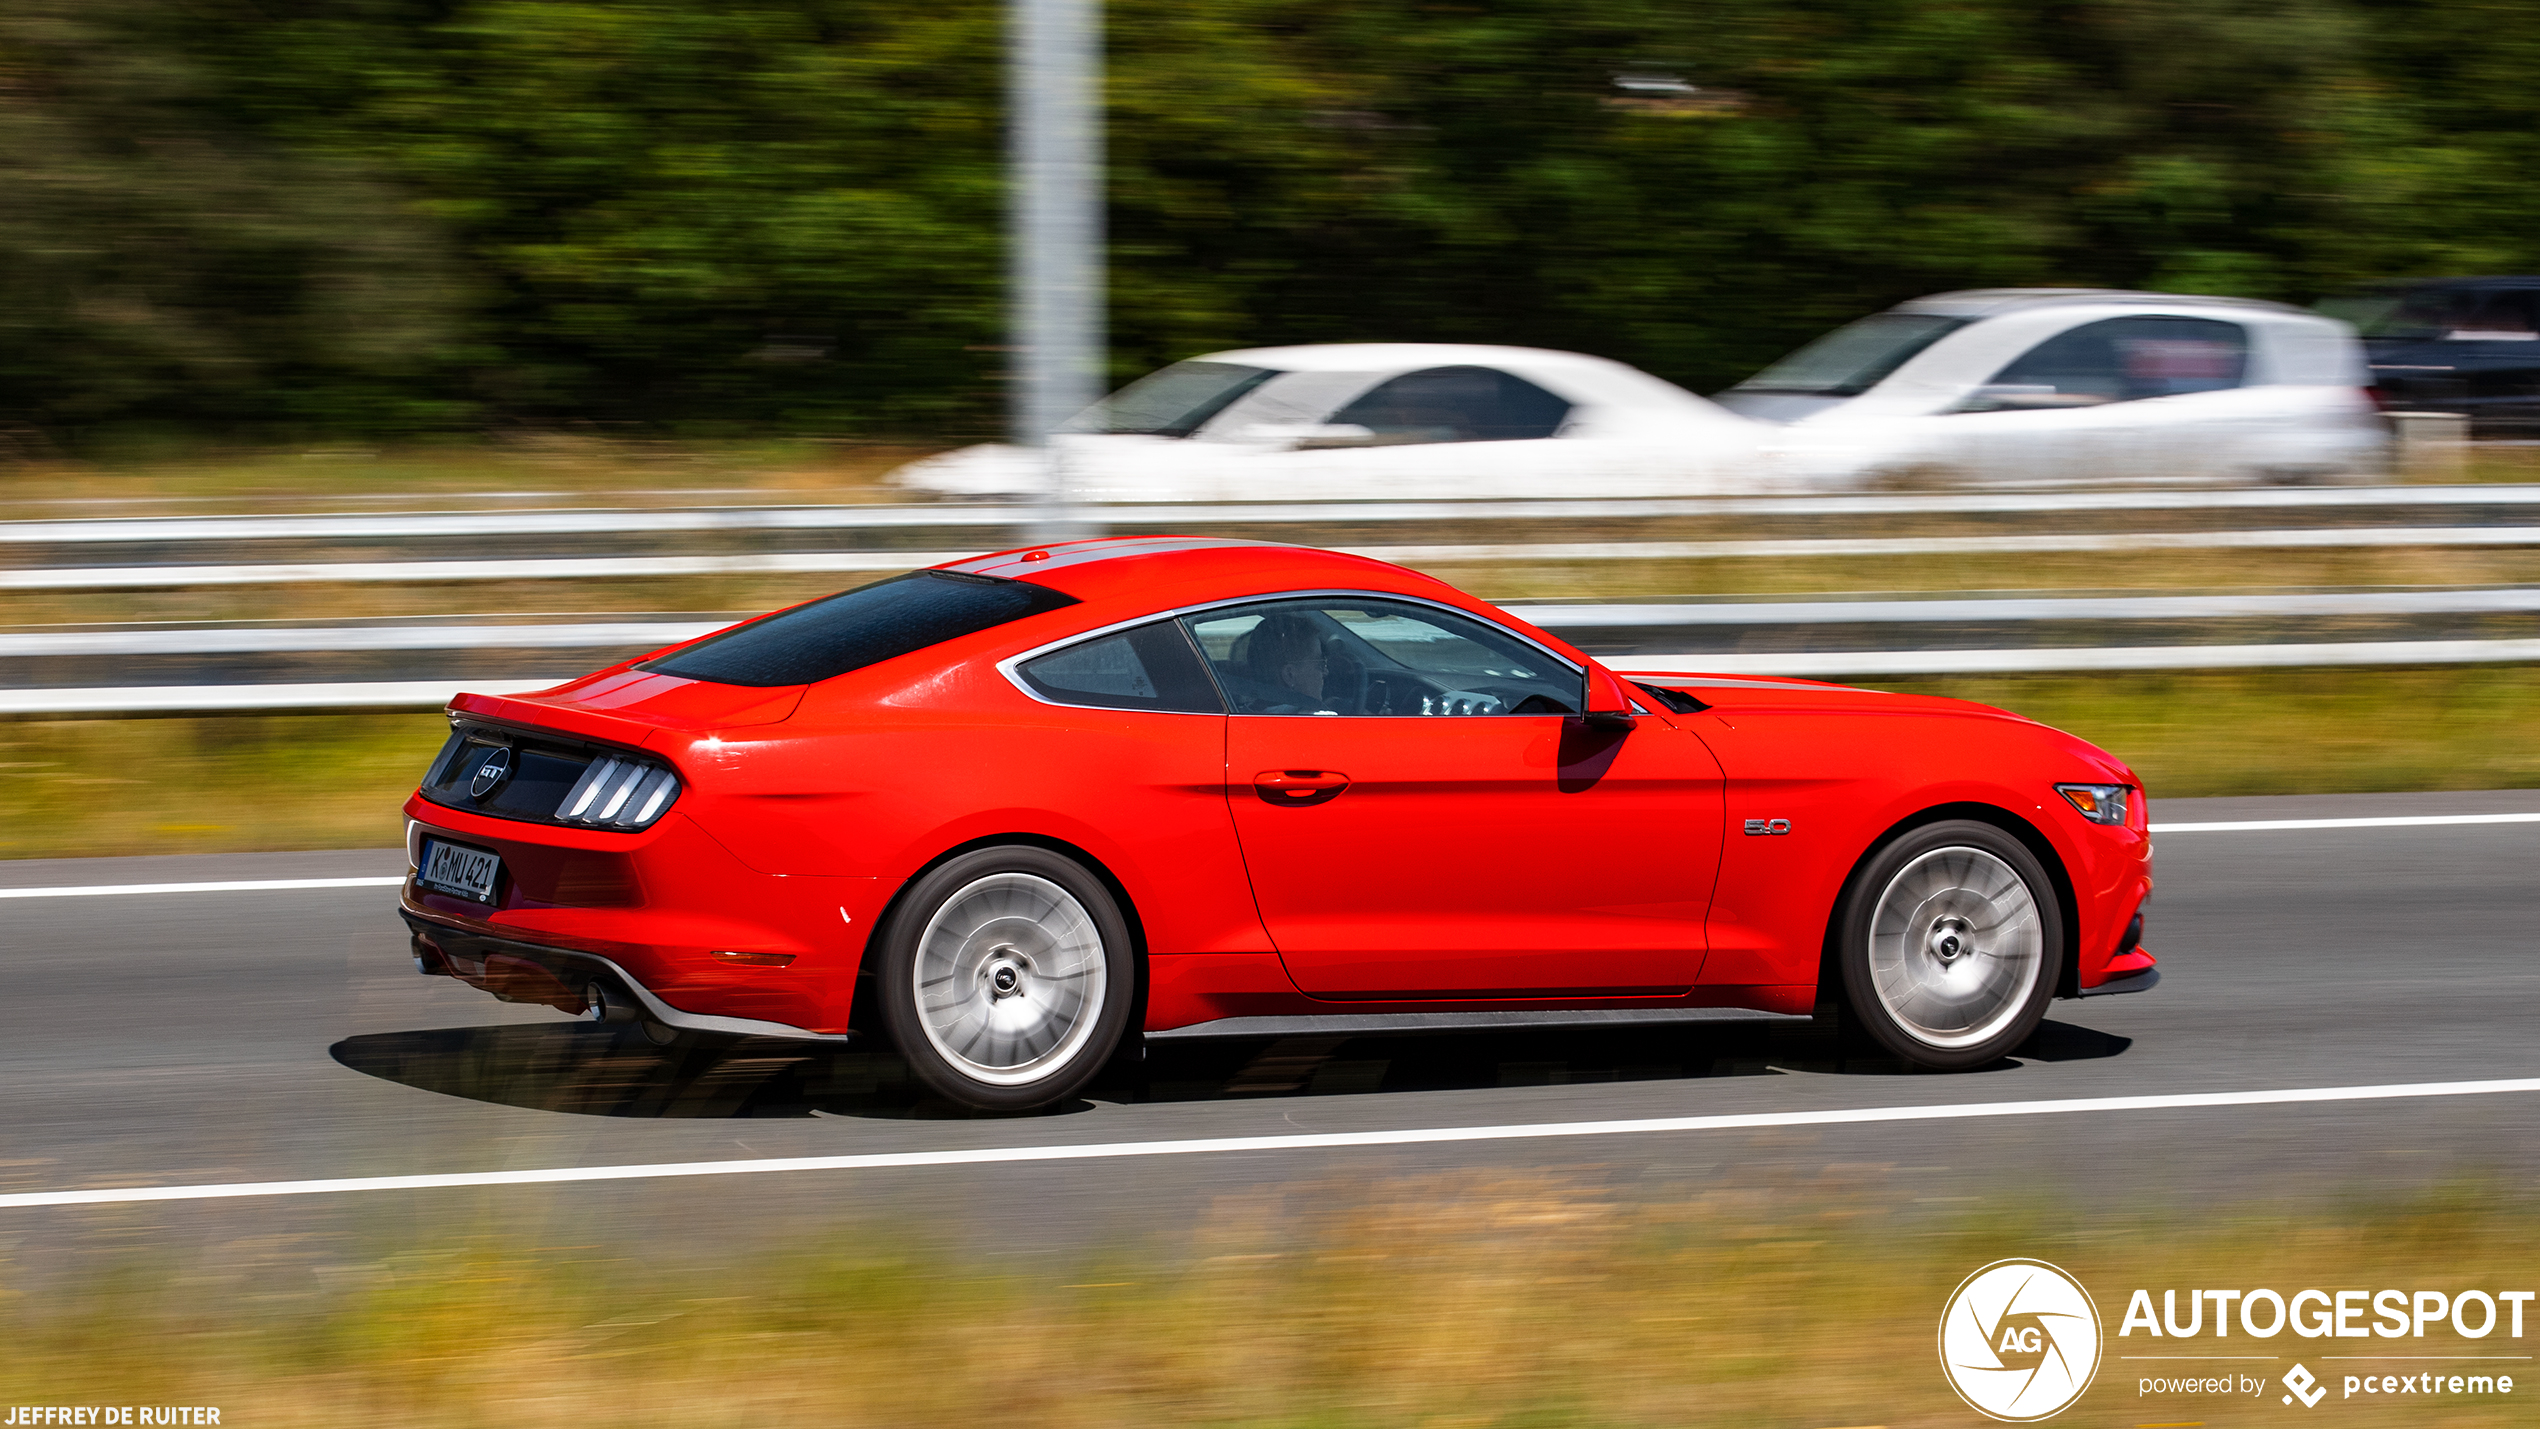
[1835,819,2063,1070]
[877,845,1135,1111]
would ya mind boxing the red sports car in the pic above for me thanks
[400,537,2156,1110]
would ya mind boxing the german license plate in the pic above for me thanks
[419,839,502,904]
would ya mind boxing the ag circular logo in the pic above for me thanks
[467,745,514,799]
[1939,1258,2103,1421]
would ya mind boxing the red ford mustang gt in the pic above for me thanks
[400,537,2157,1110]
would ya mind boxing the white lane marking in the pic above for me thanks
[5,1076,2537,1211]
[2150,812,2540,833]
[0,876,405,900]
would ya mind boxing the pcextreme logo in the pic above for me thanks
[1939,1259,2105,1422]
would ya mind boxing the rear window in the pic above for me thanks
[643,571,1078,688]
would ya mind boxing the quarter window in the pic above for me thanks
[1974,316,2249,407]
[1014,620,1224,713]
[1184,598,1578,716]
[1326,366,1573,444]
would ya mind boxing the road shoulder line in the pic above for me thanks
[6,1076,2538,1211]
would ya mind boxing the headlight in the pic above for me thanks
[2055,783,2131,825]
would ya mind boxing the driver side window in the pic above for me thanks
[1325,366,1573,444]
[1967,315,2248,410]
[1184,598,1578,716]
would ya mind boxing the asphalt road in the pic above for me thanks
[4,788,2538,1282]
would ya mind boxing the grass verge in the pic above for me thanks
[2,666,2535,859]
[0,712,444,859]
[1867,664,2540,799]
[2,1174,2531,1427]
[0,436,943,514]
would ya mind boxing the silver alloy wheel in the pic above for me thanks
[911,871,1110,1088]
[1864,845,2045,1051]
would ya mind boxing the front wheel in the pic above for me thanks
[1836,820,2062,1070]
[877,846,1134,1111]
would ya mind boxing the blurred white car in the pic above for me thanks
[894,343,1775,502]
[892,293,2384,501]
[1717,289,2387,487]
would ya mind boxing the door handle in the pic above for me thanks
[1252,769,1350,807]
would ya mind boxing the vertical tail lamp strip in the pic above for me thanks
[611,767,666,828]
[630,774,679,827]
[595,763,648,822]
[561,757,620,820]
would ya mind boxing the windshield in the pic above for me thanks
[1067,360,1278,437]
[1733,313,1971,396]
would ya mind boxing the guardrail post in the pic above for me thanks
[2388,411,2470,482]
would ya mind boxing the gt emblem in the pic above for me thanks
[467,745,514,799]
[1743,818,1792,836]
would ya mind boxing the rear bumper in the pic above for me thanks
[404,911,855,1044]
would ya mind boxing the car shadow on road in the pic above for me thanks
[331,1016,2131,1120]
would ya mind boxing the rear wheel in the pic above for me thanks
[1836,820,2061,1069]
[878,846,1133,1111]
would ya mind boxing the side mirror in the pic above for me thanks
[1580,664,1637,731]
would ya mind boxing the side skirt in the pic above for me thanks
[1147,1006,1810,1041]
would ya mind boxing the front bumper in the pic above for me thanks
[2078,963,2161,997]
[404,911,855,1044]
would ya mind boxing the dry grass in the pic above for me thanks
[0,712,444,858]
[1,1174,2531,1427]
[1865,665,2540,799]
[0,435,946,516]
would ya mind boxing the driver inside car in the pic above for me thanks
[1242,614,1344,714]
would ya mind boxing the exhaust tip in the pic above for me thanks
[584,981,639,1024]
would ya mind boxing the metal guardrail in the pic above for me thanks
[14,636,2540,715]
[1609,638,2540,678]
[10,589,2540,658]
[7,482,2540,545]
[0,621,725,658]
[9,482,2540,715]
[11,526,2540,591]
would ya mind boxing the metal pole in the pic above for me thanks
[1011,0,1102,541]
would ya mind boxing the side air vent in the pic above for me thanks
[556,755,682,831]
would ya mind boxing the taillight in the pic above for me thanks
[557,754,683,830]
